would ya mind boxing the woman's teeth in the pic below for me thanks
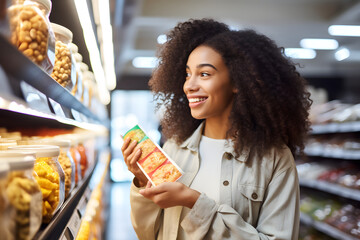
[189,98,207,103]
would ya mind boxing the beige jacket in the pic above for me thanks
[130,122,299,240]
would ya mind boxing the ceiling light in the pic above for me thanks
[284,48,316,59]
[335,47,350,61]
[300,38,338,50]
[328,25,360,37]
[157,34,167,44]
[98,0,117,90]
[74,0,110,105]
[132,57,158,68]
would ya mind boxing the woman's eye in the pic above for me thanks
[185,72,191,78]
[201,72,210,77]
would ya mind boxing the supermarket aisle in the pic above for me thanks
[107,182,138,240]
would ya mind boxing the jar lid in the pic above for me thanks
[68,43,78,53]
[0,150,36,170]
[51,23,73,42]
[0,139,17,150]
[0,162,9,178]
[32,0,52,14]
[74,53,83,63]
[9,145,60,158]
[40,139,71,149]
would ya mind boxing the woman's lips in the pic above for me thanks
[188,97,207,108]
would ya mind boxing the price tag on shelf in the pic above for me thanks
[60,206,81,240]
[49,98,66,118]
[20,81,52,114]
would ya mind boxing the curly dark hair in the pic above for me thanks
[149,18,312,158]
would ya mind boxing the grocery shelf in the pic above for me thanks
[311,121,360,134]
[33,159,97,240]
[305,147,360,160]
[299,178,360,201]
[0,94,108,132]
[300,213,359,240]
[0,35,103,123]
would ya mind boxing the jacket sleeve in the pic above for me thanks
[130,181,163,240]
[180,165,300,240]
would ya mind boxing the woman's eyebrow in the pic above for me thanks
[186,64,218,71]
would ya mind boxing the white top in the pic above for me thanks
[189,135,226,203]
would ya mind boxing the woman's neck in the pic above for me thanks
[203,118,229,139]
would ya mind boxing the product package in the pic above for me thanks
[123,125,183,186]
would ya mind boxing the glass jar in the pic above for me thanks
[0,163,10,240]
[0,150,42,240]
[54,134,82,185]
[69,46,84,100]
[75,135,88,179]
[50,23,76,91]
[9,145,65,223]
[0,138,17,150]
[38,139,75,199]
[7,0,55,74]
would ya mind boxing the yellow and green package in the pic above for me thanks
[123,125,183,186]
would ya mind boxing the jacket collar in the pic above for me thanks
[179,121,249,162]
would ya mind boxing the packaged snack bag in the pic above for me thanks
[123,125,183,186]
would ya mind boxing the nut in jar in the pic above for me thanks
[0,151,42,240]
[9,145,65,223]
[7,0,55,74]
[50,23,74,90]
[37,139,75,199]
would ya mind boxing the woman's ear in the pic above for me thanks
[233,87,239,94]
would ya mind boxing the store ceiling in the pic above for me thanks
[110,0,360,83]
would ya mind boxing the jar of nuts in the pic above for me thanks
[9,145,65,223]
[50,23,76,91]
[0,150,42,240]
[36,139,75,199]
[71,52,84,101]
[7,0,55,74]
[0,163,10,240]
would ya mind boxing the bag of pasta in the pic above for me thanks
[7,0,55,74]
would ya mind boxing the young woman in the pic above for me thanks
[121,18,311,240]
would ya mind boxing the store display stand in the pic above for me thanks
[0,34,109,240]
[300,121,360,239]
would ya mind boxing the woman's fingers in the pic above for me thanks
[129,148,141,166]
[123,140,137,159]
[121,137,131,152]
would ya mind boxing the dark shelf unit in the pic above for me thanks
[0,34,109,239]
[0,35,105,124]
[311,121,360,134]
[300,213,360,240]
[299,178,360,201]
[304,147,360,160]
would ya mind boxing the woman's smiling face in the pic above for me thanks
[183,45,236,122]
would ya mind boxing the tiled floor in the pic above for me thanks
[106,182,138,240]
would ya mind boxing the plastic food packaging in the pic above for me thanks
[38,139,75,199]
[123,125,183,186]
[10,145,65,223]
[7,0,55,74]
[0,151,42,240]
[50,23,76,91]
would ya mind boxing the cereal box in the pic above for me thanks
[123,125,183,186]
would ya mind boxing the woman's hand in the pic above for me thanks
[139,181,201,209]
[121,137,148,187]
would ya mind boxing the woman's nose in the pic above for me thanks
[184,76,199,93]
